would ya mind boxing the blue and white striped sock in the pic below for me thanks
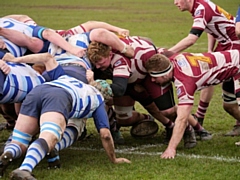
[4,143,22,159]
[55,126,78,151]
[19,138,49,172]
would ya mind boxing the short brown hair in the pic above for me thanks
[87,42,111,64]
[145,54,171,72]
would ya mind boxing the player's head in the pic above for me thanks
[87,42,112,71]
[174,0,192,12]
[90,79,113,102]
[145,54,173,86]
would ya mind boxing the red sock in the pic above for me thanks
[196,101,209,119]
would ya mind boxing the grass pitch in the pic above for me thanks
[1,0,240,179]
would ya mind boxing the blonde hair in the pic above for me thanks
[87,42,111,64]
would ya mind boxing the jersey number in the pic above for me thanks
[186,55,212,67]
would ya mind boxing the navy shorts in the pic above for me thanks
[20,84,72,122]
[42,65,88,83]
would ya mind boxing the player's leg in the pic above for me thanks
[194,86,214,126]
[10,86,71,179]
[0,114,38,178]
[222,79,240,136]
[47,118,86,169]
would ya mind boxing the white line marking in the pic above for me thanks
[69,143,240,163]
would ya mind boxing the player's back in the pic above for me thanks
[45,75,104,118]
[0,18,36,57]
[0,62,45,103]
[194,0,237,43]
[172,50,240,86]
[48,33,92,69]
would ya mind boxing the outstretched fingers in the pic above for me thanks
[115,158,131,164]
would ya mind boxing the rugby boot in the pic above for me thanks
[0,151,13,177]
[46,148,60,169]
[224,125,240,136]
[10,169,36,180]
[183,126,197,149]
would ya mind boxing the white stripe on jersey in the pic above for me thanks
[45,75,104,118]
[0,18,36,57]
[0,38,26,57]
[48,33,92,69]
[0,63,45,103]
[174,50,240,105]
[111,36,156,83]
[192,1,236,44]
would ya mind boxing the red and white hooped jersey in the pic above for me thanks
[191,0,238,45]
[111,36,157,84]
[172,50,240,106]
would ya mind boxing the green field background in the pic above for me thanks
[1,0,240,180]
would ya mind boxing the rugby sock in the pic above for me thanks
[193,122,203,132]
[144,114,153,120]
[3,143,22,159]
[55,126,78,151]
[19,138,48,172]
[163,120,174,129]
[196,101,209,119]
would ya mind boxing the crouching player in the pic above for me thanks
[0,53,130,180]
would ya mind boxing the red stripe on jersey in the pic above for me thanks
[134,59,147,75]
[79,25,86,33]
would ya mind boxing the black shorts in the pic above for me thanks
[20,84,72,122]
[153,85,176,111]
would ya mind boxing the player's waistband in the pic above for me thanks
[61,63,85,68]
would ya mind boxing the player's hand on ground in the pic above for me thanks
[2,53,15,62]
[86,69,94,83]
[114,158,131,164]
[0,61,10,74]
[161,148,176,159]
[124,45,134,58]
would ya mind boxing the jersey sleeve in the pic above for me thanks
[192,5,208,31]
[46,65,66,80]
[92,102,110,132]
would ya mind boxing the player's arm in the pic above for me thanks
[92,103,131,164]
[0,27,44,53]
[66,21,129,37]
[207,34,216,52]
[81,21,129,36]
[161,104,192,159]
[110,77,128,97]
[0,39,6,49]
[168,28,203,53]
[0,60,10,74]
[235,6,240,39]
[37,28,86,57]
[89,28,134,57]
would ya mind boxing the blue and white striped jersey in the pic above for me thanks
[48,33,92,69]
[0,17,49,56]
[45,75,104,118]
[0,62,45,103]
